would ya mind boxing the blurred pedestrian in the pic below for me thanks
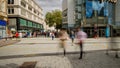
[76,27,87,59]
[94,25,98,39]
[33,32,36,37]
[51,32,55,40]
[15,32,19,40]
[70,31,75,45]
[19,32,22,38]
[106,37,119,58]
[58,28,69,56]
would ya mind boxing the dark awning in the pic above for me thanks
[0,20,7,26]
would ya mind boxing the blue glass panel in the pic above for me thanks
[86,1,93,18]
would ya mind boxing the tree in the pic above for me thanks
[45,10,62,29]
[45,12,54,27]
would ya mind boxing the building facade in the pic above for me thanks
[7,0,44,33]
[83,0,111,37]
[0,0,7,38]
[62,0,75,29]
[115,0,120,36]
[81,0,118,37]
[62,0,118,37]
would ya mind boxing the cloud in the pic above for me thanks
[35,0,62,17]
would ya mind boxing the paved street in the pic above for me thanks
[0,37,120,56]
[0,37,120,68]
[0,39,20,47]
[0,51,120,68]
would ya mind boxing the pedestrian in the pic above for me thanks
[19,32,22,38]
[106,36,119,58]
[51,32,55,40]
[15,32,19,40]
[76,27,87,59]
[33,32,36,37]
[58,28,69,56]
[70,30,75,45]
[94,24,99,39]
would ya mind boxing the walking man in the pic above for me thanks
[76,27,87,59]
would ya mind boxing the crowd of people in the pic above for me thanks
[6,27,88,59]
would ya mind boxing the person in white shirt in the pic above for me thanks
[19,32,22,38]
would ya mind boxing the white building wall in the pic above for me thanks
[0,0,7,18]
[62,0,75,28]
[67,0,75,27]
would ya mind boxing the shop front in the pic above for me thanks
[0,20,7,38]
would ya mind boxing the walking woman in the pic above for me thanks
[58,28,69,56]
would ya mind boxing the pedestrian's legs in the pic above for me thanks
[63,47,66,56]
[72,38,74,43]
[52,36,53,40]
[79,42,83,59]
[71,38,74,46]
[115,50,119,58]
[62,40,66,56]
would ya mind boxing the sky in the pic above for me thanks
[35,0,62,17]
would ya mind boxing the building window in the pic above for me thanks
[8,7,14,14]
[8,0,14,4]
[38,12,39,15]
[28,12,32,19]
[28,6,32,11]
[34,9,36,14]
[21,1,26,7]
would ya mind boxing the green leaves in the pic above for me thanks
[45,12,54,27]
[45,9,62,29]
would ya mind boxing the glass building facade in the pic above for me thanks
[74,0,115,37]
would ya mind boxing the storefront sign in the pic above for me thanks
[0,20,6,26]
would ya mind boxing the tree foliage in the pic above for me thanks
[45,10,62,29]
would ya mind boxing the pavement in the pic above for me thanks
[0,37,120,68]
[0,37,120,57]
[0,51,120,68]
[0,39,20,47]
